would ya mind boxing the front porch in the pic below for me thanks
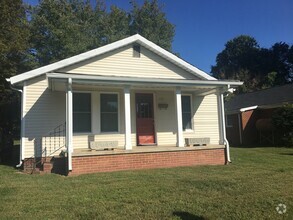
[46,73,234,174]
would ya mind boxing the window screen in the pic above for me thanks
[73,93,91,133]
[101,94,118,132]
[182,95,192,130]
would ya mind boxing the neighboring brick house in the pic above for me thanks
[225,84,293,146]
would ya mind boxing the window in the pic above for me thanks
[73,93,91,133]
[100,93,118,132]
[226,115,233,127]
[182,95,192,131]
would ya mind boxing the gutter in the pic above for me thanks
[7,81,23,168]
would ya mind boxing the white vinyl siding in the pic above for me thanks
[24,75,66,158]
[183,94,220,144]
[60,45,199,80]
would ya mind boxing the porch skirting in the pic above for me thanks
[69,148,226,175]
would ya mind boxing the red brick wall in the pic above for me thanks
[69,148,226,175]
[242,110,259,145]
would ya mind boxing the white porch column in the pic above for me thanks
[124,86,132,150]
[66,78,73,171]
[175,87,184,147]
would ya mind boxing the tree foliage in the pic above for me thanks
[272,104,293,147]
[129,0,174,51]
[29,0,174,66]
[0,0,30,152]
[212,35,293,93]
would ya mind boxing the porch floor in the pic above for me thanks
[72,145,225,157]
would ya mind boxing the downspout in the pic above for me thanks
[7,79,23,167]
[220,93,231,163]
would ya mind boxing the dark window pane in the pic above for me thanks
[101,94,118,113]
[101,94,118,132]
[183,113,192,130]
[73,93,91,112]
[73,113,91,132]
[101,113,118,132]
[73,93,91,132]
[181,96,192,130]
[182,96,191,113]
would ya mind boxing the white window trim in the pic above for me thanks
[72,91,93,134]
[182,94,194,132]
[99,92,120,134]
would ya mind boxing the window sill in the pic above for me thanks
[183,129,194,133]
[73,132,93,136]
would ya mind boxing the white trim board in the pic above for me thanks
[8,34,217,85]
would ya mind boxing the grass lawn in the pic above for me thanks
[0,147,292,219]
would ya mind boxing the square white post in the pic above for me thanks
[175,87,184,147]
[66,78,73,171]
[124,86,132,150]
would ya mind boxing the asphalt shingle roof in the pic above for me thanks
[225,83,293,112]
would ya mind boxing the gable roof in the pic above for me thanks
[7,34,216,85]
[226,84,293,112]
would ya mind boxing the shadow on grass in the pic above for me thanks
[231,145,285,148]
[173,211,205,220]
[279,153,293,156]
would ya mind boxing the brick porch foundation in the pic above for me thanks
[69,148,226,175]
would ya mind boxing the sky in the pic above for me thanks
[25,0,293,74]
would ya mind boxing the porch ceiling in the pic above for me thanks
[47,72,242,95]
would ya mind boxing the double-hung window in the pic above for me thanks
[73,93,91,133]
[100,93,118,132]
[181,95,192,131]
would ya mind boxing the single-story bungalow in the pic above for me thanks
[7,34,242,175]
[225,84,293,146]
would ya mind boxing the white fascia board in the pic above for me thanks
[48,73,242,87]
[240,105,258,112]
[9,34,216,85]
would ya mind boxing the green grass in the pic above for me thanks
[0,147,292,219]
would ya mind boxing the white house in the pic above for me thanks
[7,34,242,175]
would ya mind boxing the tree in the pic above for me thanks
[103,5,130,44]
[29,0,110,66]
[0,0,30,102]
[211,35,262,93]
[29,0,175,66]
[0,0,30,157]
[129,0,175,51]
[212,35,293,93]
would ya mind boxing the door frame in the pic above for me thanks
[135,92,157,146]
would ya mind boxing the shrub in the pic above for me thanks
[272,104,293,147]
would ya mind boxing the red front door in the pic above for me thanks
[136,93,156,145]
